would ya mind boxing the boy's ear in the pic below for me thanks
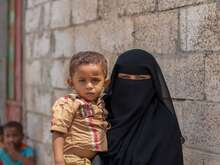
[67,77,74,87]
[104,79,110,88]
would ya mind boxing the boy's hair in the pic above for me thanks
[67,51,108,86]
[3,121,23,135]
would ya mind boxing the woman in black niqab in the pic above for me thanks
[100,49,184,165]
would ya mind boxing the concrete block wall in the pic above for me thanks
[23,0,220,164]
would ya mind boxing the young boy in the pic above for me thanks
[0,121,34,165]
[50,51,109,165]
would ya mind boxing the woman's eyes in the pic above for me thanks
[118,74,151,80]
[119,75,131,79]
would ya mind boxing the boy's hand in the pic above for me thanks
[4,143,20,160]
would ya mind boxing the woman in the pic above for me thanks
[100,49,184,165]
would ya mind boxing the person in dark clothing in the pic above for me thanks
[100,49,184,165]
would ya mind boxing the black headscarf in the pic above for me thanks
[101,49,184,165]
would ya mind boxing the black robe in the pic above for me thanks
[100,49,184,165]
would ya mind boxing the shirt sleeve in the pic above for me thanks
[50,96,76,134]
[23,146,34,158]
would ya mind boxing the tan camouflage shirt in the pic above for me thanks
[50,94,109,152]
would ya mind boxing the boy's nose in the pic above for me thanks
[86,82,93,89]
[8,137,14,142]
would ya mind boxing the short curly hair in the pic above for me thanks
[67,51,108,86]
[3,121,23,135]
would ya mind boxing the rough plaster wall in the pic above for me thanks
[24,0,220,164]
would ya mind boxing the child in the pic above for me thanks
[50,51,109,165]
[0,121,35,165]
[0,126,3,148]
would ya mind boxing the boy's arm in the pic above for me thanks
[52,131,65,165]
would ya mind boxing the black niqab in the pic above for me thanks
[101,49,184,165]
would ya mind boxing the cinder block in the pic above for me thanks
[180,3,220,51]
[26,112,43,141]
[42,2,51,30]
[175,55,205,99]
[72,0,98,24]
[205,54,220,102]
[134,11,178,55]
[159,0,206,10]
[74,23,102,53]
[27,0,48,8]
[42,116,52,144]
[50,60,69,89]
[34,142,53,165]
[51,0,71,28]
[117,0,156,15]
[100,18,134,53]
[53,28,74,58]
[183,101,220,153]
[25,6,41,33]
[25,61,42,85]
[33,32,51,58]
[183,147,204,165]
[24,34,35,59]
[204,159,220,165]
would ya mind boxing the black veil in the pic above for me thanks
[101,49,184,165]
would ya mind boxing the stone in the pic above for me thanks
[26,112,43,141]
[25,61,42,85]
[33,32,50,58]
[159,0,206,11]
[174,55,205,100]
[53,28,74,58]
[180,3,220,51]
[25,6,41,33]
[24,34,35,59]
[100,18,133,54]
[204,159,220,165]
[34,142,53,165]
[173,101,184,132]
[34,88,52,115]
[51,0,71,28]
[41,60,52,86]
[42,116,52,144]
[183,147,204,165]
[24,86,35,111]
[98,0,156,18]
[205,54,220,102]
[74,23,102,53]
[134,11,178,55]
[42,2,51,30]
[72,0,98,24]
[98,0,119,19]
[117,0,156,16]
[27,0,48,8]
[50,60,69,89]
[183,101,220,153]
[155,56,176,98]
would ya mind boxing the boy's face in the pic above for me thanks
[3,127,23,149]
[71,64,107,102]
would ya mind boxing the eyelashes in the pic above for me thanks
[118,73,151,80]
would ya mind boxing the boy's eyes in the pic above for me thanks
[78,78,101,83]
[78,79,86,82]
